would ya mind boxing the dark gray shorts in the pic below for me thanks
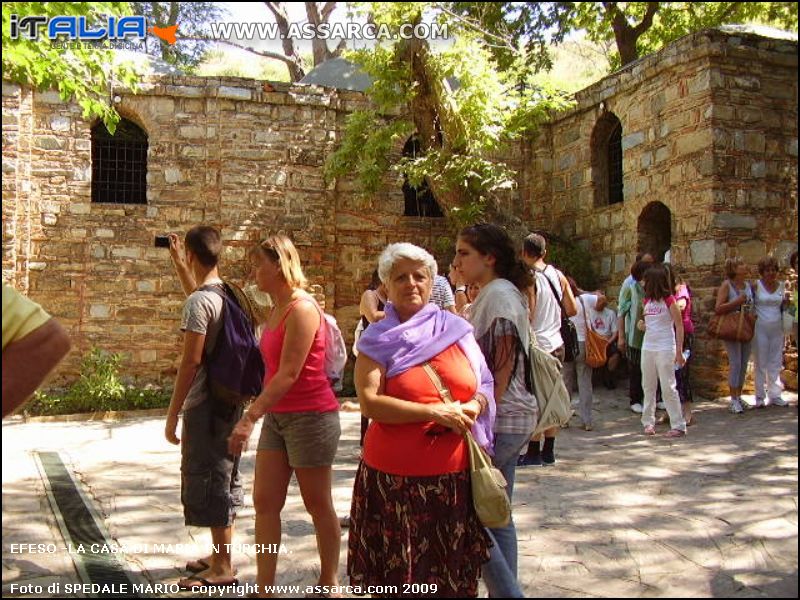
[257,410,341,468]
[181,399,244,528]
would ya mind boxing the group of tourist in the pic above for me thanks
[157,223,795,596]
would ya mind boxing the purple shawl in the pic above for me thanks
[357,302,496,452]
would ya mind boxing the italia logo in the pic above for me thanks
[9,15,178,45]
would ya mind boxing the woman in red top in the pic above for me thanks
[349,243,495,597]
[228,234,341,597]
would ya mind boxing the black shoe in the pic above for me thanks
[518,453,542,467]
[541,449,555,465]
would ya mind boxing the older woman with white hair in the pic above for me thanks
[348,243,496,598]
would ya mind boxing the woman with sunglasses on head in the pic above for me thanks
[752,255,789,408]
[227,234,342,597]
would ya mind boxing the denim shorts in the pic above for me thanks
[180,399,244,528]
[257,410,341,468]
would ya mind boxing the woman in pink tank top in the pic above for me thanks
[228,233,341,595]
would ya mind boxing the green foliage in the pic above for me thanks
[326,2,576,221]
[453,2,799,71]
[2,2,143,132]
[22,348,170,416]
[542,234,598,292]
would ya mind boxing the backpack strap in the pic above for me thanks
[579,295,592,333]
[537,265,567,318]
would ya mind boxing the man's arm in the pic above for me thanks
[559,272,578,317]
[168,234,196,297]
[164,331,205,444]
[2,319,71,417]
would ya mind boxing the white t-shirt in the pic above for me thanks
[531,265,565,352]
[642,296,677,352]
[754,280,784,323]
[571,294,598,342]
[588,306,618,339]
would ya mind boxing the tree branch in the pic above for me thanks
[177,36,302,67]
[321,1,337,23]
[432,2,520,55]
[632,2,660,37]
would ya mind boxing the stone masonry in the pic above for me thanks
[1,78,450,386]
[522,29,798,396]
[1,28,797,397]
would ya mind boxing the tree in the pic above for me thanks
[131,2,227,71]
[178,2,347,82]
[2,2,141,132]
[451,2,799,70]
[325,2,573,232]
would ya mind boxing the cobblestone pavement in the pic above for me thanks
[2,387,797,598]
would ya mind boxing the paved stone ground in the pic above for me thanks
[2,386,797,598]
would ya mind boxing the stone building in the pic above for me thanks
[2,28,797,397]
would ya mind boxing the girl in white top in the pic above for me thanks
[752,256,787,407]
[639,264,686,437]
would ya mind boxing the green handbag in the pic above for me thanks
[422,363,511,529]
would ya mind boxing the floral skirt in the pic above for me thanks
[347,461,492,598]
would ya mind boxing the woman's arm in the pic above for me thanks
[228,299,321,454]
[360,290,386,324]
[715,280,745,315]
[355,353,472,431]
[670,302,685,366]
[491,334,517,403]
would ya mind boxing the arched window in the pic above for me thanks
[591,113,624,206]
[91,118,148,204]
[402,135,443,218]
[637,201,672,262]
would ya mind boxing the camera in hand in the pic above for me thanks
[154,235,170,248]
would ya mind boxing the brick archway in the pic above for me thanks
[637,201,671,262]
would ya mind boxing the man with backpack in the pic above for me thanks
[165,226,261,590]
[518,233,577,466]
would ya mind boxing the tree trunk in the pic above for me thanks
[393,29,526,238]
[266,2,306,81]
[604,1,660,67]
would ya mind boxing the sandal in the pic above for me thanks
[178,574,238,590]
[185,559,210,573]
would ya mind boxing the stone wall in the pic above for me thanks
[526,29,798,396]
[527,31,797,394]
[1,78,449,386]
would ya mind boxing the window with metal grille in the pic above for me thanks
[402,135,443,218]
[91,119,148,204]
[607,121,623,204]
[591,112,624,207]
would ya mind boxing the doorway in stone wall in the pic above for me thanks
[637,201,672,262]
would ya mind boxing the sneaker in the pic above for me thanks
[754,397,766,409]
[729,397,744,414]
[643,425,656,436]
[665,428,686,438]
[517,453,542,467]
[656,401,666,410]
[770,397,789,407]
[630,403,644,414]
[583,423,594,431]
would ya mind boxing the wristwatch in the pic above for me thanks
[455,286,467,293]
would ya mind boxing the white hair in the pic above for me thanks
[378,243,438,284]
